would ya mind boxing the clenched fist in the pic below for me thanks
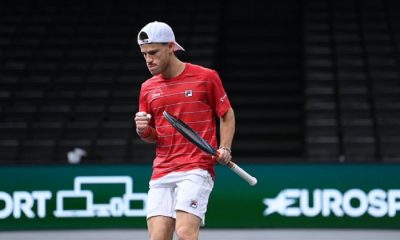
[134,111,152,135]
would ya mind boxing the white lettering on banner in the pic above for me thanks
[0,191,51,219]
[388,190,400,217]
[32,191,52,218]
[53,176,147,218]
[322,189,343,217]
[368,189,387,217]
[300,189,321,217]
[0,192,13,218]
[285,189,301,216]
[262,190,296,216]
[0,176,147,219]
[263,188,400,218]
[342,189,368,217]
[13,191,34,218]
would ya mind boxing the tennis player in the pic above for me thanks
[134,21,235,240]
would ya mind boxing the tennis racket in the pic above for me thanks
[163,110,257,186]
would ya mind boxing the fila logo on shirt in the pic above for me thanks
[185,90,193,97]
[150,89,163,99]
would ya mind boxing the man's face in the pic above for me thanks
[140,43,172,76]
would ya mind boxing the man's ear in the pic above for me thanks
[168,42,175,53]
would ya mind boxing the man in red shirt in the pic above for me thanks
[134,21,235,240]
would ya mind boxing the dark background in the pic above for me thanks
[0,0,399,164]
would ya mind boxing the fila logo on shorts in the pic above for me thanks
[190,200,198,209]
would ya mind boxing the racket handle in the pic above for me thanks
[227,161,258,186]
[216,151,257,186]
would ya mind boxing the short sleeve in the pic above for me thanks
[209,70,231,117]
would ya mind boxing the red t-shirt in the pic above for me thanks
[138,63,231,180]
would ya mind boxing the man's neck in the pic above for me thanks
[162,57,185,79]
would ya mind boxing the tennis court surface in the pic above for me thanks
[1,229,399,240]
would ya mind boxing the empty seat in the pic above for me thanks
[45,90,77,106]
[62,62,90,72]
[130,139,156,162]
[64,121,99,139]
[92,62,121,72]
[380,136,400,162]
[30,121,65,140]
[52,76,84,91]
[39,105,73,121]
[84,76,114,90]
[342,136,376,162]
[92,138,128,163]
[19,139,56,163]
[107,105,135,121]
[78,90,110,105]
[4,105,38,121]
[111,90,137,105]
[13,90,45,106]
[0,90,12,105]
[73,105,106,121]
[377,118,400,136]
[0,121,28,139]
[99,121,133,139]
[306,136,340,162]
[0,139,19,163]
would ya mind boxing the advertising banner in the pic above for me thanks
[208,164,400,229]
[0,164,399,230]
[0,165,150,230]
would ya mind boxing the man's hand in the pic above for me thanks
[134,111,151,136]
[216,147,232,165]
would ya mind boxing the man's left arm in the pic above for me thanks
[217,107,235,165]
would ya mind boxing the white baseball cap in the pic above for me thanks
[137,21,185,51]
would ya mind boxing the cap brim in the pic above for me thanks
[173,41,185,51]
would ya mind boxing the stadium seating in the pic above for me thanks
[0,0,399,164]
[304,0,400,162]
[206,0,304,162]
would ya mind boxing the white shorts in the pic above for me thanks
[146,169,214,225]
